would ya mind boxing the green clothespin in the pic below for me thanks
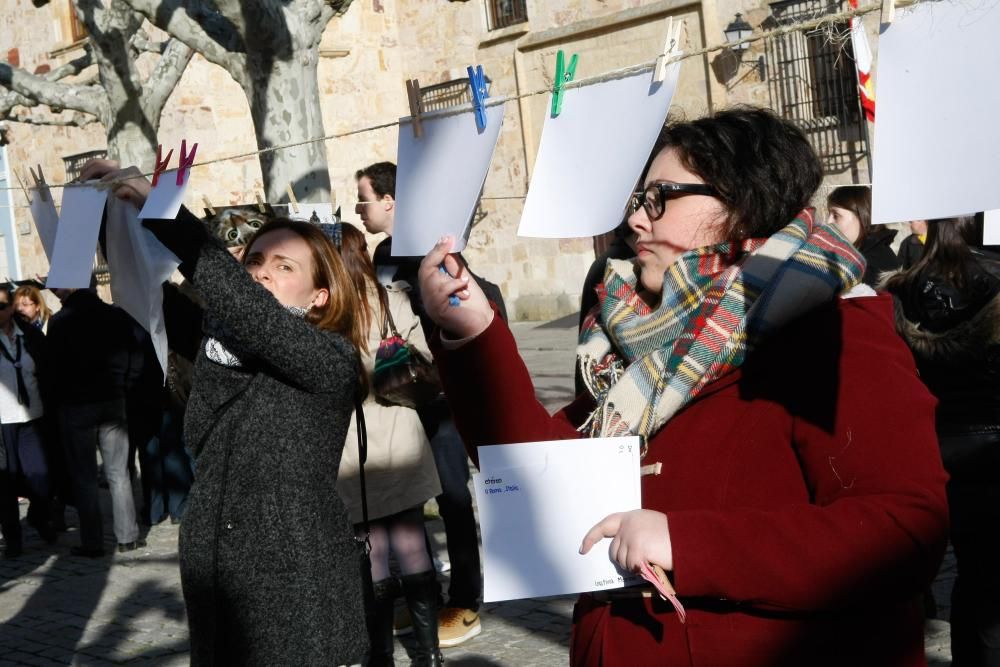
[550,50,579,118]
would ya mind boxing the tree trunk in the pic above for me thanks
[245,50,331,204]
[107,119,157,172]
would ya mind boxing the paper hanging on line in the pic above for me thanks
[139,169,191,220]
[518,60,682,239]
[474,437,643,602]
[45,184,109,289]
[28,186,58,263]
[984,210,1000,246]
[392,102,506,256]
[105,197,181,377]
[871,0,1000,224]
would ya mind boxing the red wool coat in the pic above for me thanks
[431,294,949,667]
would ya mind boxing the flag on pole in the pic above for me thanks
[848,0,876,121]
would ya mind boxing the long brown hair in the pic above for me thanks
[884,217,979,292]
[336,224,387,337]
[13,285,51,322]
[241,219,366,354]
[826,186,872,247]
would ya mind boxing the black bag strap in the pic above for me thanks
[379,284,402,340]
[355,394,371,555]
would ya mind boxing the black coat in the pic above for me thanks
[859,227,902,288]
[46,290,137,406]
[146,209,367,666]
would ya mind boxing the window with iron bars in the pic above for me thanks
[486,0,528,31]
[764,0,870,176]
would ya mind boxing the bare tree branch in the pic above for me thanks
[0,50,95,115]
[121,0,246,79]
[0,62,105,117]
[130,29,168,54]
[3,109,100,127]
[143,37,194,115]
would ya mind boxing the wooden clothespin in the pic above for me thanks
[177,139,198,186]
[551,50,579,118]
[653,18,685,83]
[466,65,489,132]
[14,169,32,205]
[880,0,895,27]
[406,79,424,139]
[285,183,300,214]
[255,192,267,213]
[202,196,216,216]
[28,166,49,202]
[151,144,173,187]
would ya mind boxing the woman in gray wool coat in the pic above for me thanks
[82,161,369,666]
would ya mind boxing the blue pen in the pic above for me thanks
[439,265,461,307]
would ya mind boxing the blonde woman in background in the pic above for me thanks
[14,285,52,333]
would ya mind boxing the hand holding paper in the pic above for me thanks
[417,236,493,339]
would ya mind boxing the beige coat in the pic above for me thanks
[337,282,441,523]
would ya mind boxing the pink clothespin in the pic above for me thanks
[639,562,687,623]
[151,144,174,187]
[177,139,198,186]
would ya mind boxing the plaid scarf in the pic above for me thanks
[578,209,865,439]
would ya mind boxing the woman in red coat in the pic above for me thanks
[417,108,949,666]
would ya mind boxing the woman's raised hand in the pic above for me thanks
[77,159,152,209]
[580,509,674,573]
[418,236,494,340]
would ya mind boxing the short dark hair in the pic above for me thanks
[355,161,397,199]
[826,186,872,247]
[652,106,822,241]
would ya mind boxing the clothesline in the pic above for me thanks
[0,0,914,201]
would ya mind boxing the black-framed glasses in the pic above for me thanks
[629,182,719,221]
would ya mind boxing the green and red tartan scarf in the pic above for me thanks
[578,208,865,439]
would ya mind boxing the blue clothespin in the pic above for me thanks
[551,50,579,118]
[467,65,489,132]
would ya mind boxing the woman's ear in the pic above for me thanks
[311,288,330,309]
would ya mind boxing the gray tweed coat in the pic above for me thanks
[147,210,367,667]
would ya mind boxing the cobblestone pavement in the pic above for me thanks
[0,318,956,665]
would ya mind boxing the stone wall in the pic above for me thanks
[1,0,882,320]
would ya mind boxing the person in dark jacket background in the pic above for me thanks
[899,219,928,269]
[83,158,370,667]
[47,286,142,557]
[827,185,901,287]
[884,216,1000,666]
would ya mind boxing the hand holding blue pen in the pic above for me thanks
[418,235,495,340]
[439,265,461,307]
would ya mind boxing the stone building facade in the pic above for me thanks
[1,0,879,319]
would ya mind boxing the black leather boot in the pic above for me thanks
[400,570,443,666]
[367,578,397,667]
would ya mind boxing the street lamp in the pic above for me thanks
[722,13,766,82]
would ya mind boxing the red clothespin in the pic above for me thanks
[406,79,424,139]
[151,144,173,187]
[177,139,198,186]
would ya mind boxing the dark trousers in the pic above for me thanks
[60,400,138,549]
[941,430,1000,667]
[144,410,193,523]
[0,420,51,548]
[429,418,482,611]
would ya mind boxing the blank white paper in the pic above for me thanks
[474,437,643,602]
[139,169,190,221]
[984,210,1000,246]
[392,103,505,256]
[29,187,58,262]
[105,198,181,376]
[518,61,682,239]
[872,0,1000,225]
[45,184,109,289]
